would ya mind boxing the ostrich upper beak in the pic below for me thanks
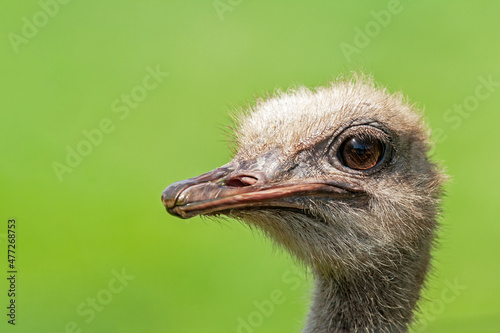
[161,162,361,219]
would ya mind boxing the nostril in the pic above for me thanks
[224,175,259,187]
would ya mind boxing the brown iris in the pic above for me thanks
[339,135,384,170]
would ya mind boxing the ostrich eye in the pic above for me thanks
[339,135,384,170]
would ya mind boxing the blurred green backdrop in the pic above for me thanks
[1,1,499,332]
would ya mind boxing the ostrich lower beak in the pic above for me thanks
[161,164,361,219]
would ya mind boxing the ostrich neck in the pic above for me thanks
[303,251,430,333]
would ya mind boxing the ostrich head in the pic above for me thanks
[161,77,445,332]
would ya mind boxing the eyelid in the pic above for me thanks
[331,125,390,151]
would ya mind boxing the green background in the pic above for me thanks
[1,0,499,332]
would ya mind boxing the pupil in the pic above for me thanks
[351,138,371,156]
[352,141,367,156]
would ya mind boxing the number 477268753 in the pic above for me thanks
[7,219,16,270]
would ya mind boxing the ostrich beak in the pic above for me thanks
[161,162,361,219]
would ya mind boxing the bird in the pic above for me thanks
[161,75,446,333]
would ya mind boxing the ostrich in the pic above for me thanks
[161,76,445,332]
